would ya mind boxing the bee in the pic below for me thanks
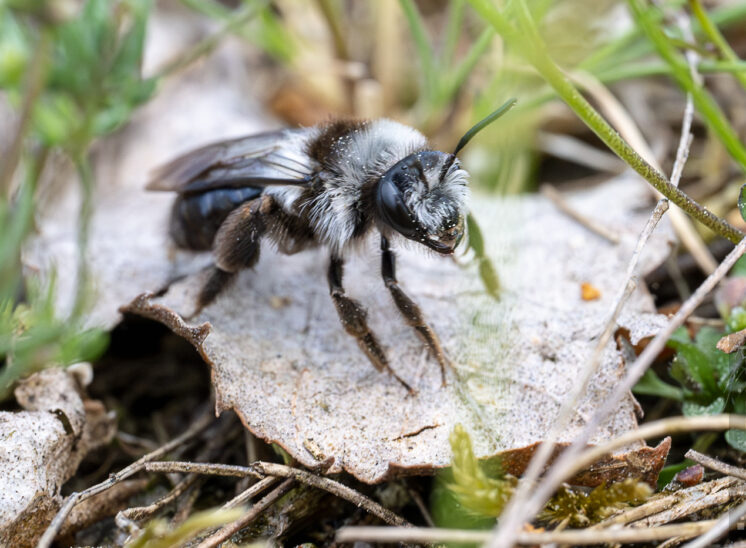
[148,101,514,391]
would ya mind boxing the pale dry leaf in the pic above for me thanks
[125,176,673,484]
[0,369,116,547]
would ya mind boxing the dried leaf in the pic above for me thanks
[125,176,673,483]
[0,369,115,547]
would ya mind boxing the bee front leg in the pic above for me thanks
[380,236,451,386]
[327,256,414,393]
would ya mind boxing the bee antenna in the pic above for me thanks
[452,97,517,157]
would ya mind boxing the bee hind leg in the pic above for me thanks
[189,197,268,317]
[380,236,452,387]
[328,256,414,394]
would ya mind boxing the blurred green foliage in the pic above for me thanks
[0,0,156,400]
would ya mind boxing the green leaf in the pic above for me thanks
[725,429,746,452]
[668,332,721,396]
[683,396,726,416]
[739,183,746,222]
[0,11,29,88]
[32,93,78,145]
[633,369,684,400]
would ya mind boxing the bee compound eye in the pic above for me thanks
[375,175,421,239]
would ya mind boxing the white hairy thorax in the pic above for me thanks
[264,119,470,254]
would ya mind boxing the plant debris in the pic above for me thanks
[0,368,115,547]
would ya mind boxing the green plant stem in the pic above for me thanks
[399,0,438,97]
[445,27,494,101]
[156,2,265,79]
[72,154,93,318]
[689,0,746,90]
[0,30,51,197]
[442,0,465,68]
[467,0,744,244]
[628,0,746,174]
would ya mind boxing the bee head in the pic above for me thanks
[375,150,468,254]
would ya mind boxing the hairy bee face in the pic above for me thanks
[375,150,468,254]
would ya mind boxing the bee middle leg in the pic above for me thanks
[380,236,451,386]
[327,256,413,393]
[194,197,270,313]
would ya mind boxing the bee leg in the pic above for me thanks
[381,236,451,386]
[328,256,414,394]
[191,197,268,315]
[195,268,236,312]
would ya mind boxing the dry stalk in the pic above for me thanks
[36,411,214,548]
[571,69,715,274]
[569,415,746,487]
[681,499,746,548]
[120,474,201,522]
[686,449,746,481]
[540,184,621,243]
[194,479,296,548]
[632,481,746,528]
[597,476,740,528]
[492,235,746,546]
[494,95,696,546]
[144,460,411,527]
[336,519,745,545]
[222,476,280,509]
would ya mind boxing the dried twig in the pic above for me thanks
[571,69,716,274]
[36,411,214,548]
[120,474,201,521]
[568,415,746,487]
[540,184,621,244]
[222,476,280,509]
[496,104,696,546]
[195,479,296,548]
[681,499,746,548]
[491,235,746,547]
[632,481,746,527]
[145,460,412,527]
[597,476,740,528]
[336,520,745,545]
[686,449,746,481]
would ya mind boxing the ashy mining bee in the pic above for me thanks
[148,100,514,391]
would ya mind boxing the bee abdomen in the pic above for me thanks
[170,187,263,250]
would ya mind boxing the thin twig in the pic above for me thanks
[145,460,412,527]
[222,476,279,509]
[685,449,746,482]
[195,479,295,548]
[336,520,745,545]
[632,481,746,528]
[497,114,694,544]
[596,476,740,528]
[121,474,200,521]
[564,415,746,499]
[540,184,620,244]
[36,412,213,548]
[573,69,715,274]
[490,234,746,547]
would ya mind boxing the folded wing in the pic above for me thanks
[147,128,318,194]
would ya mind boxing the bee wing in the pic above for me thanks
[147,128,317,194]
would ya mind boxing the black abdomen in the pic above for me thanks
[170,187,263,250]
